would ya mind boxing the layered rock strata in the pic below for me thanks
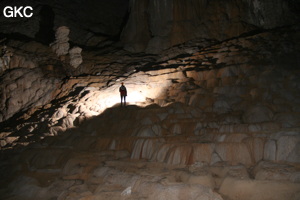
[0,26,299,200]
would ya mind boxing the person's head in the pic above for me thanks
[121,82,124,85]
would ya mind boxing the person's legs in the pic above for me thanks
[121,95,126,106]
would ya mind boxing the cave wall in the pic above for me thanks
[0,2,299,198]
[0,0,129,46]
[1,0,298,52]
[1,26,300,200]
[0,39,69,123]
[0,0,129,122]
[121,0,299,53]
[0,68,60,122]
[1,25,299,148]
[0,0,299,123]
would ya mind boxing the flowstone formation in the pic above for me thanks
[0,24,299,200]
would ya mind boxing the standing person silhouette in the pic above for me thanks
[119,82,127,106]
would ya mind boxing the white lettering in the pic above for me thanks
[3,6,13,18]
[23,6,33,18]
[14,6,23,17]
[3,6,33,18]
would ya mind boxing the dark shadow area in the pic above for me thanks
[0,86,85,135]
[35,5,55,45]
[0,101,165,181]
[0,32,33,43]
[0,100,168,199]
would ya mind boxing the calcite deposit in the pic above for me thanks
[69,47,82,68]
[0,1,299,200]
[1,25,299,200]
[50,26,70,57]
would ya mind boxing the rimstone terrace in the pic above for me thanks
[0,26,299,200]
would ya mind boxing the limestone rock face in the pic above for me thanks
[0,68,60,122]
[242,105,274,123]
[0,39,67,123]
[122,0,299,53]
[0,16,299,200]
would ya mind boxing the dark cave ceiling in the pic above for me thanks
[0,0,299,53]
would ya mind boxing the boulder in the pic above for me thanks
[8,176,48,200]
[219,177,300,200]
[217,66,240,78]
[274,113,300,128]
[213,99,231,114]
[253,161,300,183]
[186,71,204,81]
[276,135,300,163]
[213,86,248,97]
[242,105,274,123]
[132,180,223,200]
[215,143,252,166]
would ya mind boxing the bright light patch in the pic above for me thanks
[96,86,146,108]
[87,79,172,115]
[126,90,146,103]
